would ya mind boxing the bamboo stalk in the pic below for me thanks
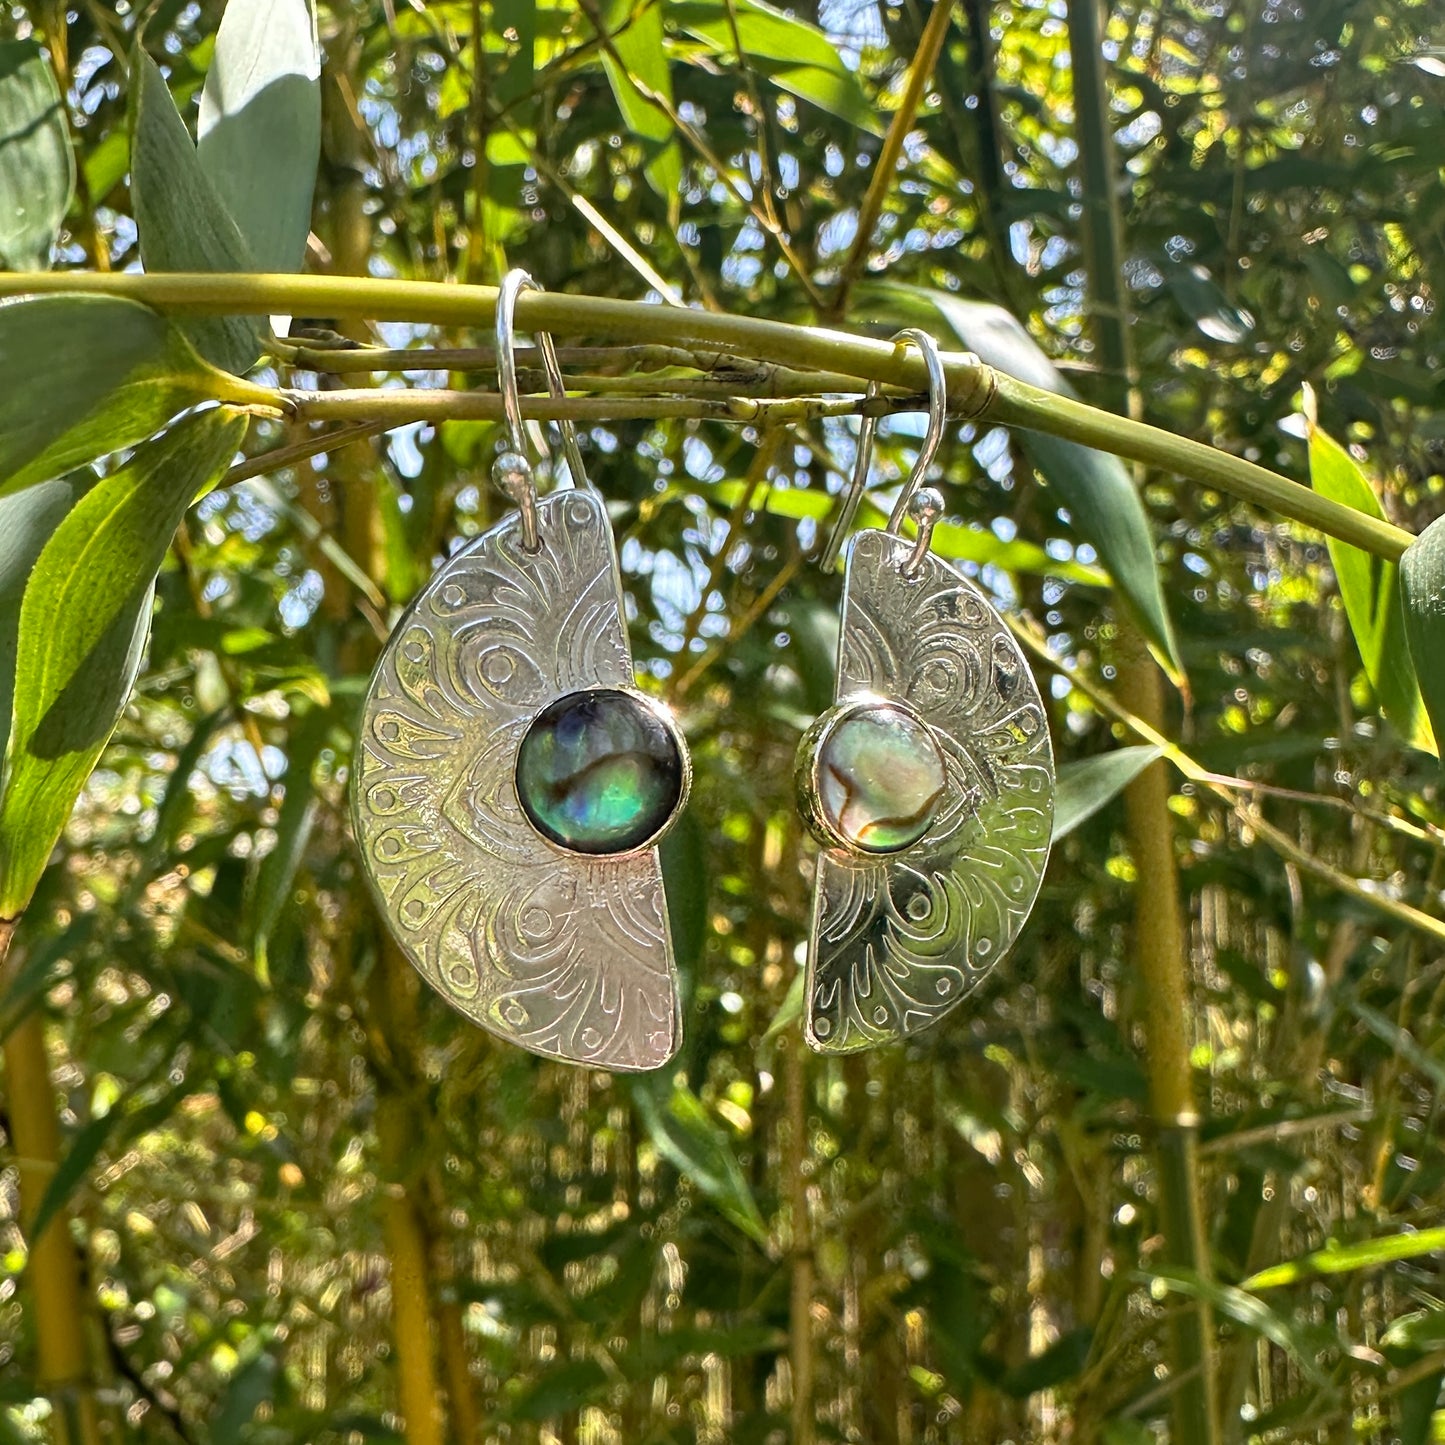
[784,1032,815,1445]
[1065,2,1221,1441]
[375,1081,447,1445]
[0,270,1412,561]
[1115,626,1221,1445]
[314,53,458,1436]
[0,920,104,1445]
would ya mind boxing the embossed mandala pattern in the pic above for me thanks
[353,490,680,1071]
[806,530,1055,1052]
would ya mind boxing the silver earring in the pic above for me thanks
[795,329,1055,1053]
[353,270,689,1071]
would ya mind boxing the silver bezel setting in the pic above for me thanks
[514,684,693,860]
[795,693,947,858]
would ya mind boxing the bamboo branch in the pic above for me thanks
[0,271,1413,561]
[281,387,883,428]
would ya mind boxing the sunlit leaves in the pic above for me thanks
[595,0,682,204]
[1244,1227,1445,1291]
[0,39,73,269]
[672,0,882,134]
[1309,420,1434,754]
[130,48,264,374]
[197,0,321,275]
[1399,511,1445,766]
[0,407,249,917]
[0,475,89,769]
[631,1078,767,1245]
[0,295,253,499]
[923,291,1185,683]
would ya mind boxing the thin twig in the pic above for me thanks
[831,0,957,320]
[674,428,784,664]
[1015,622,1445,944]
[223,421,395,488]
[575,0,826,309]
[1196,1108,1374,1156]
[491,107,685,305]
[671,551,804,700]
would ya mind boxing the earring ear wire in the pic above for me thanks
[819,327,950,572]
[492,270,592,551]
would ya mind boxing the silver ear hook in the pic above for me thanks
[819,378,882,574]
[883,327,948,537]
[493,270,592,552]
[819,328,949,572]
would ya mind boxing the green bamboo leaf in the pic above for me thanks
[707,481,1108,584]
[913,289,1184,683]
[1400,510,1445,765]
[0,39,74,269]
[996,1326,1093,1397]
[626,1322,784,1373]
[1395,1360,1443,1445]
[212,1349,280,1444]
[1054,746,1163,840]
[671,0,883,135]
[506,1359,608,1421]
[1382,1308,1445,1353]
[764,968,805,1041]
[597,0,682,202]
[26,1083,188,1247]
[1347,1002,1445,1091]
[248,710,328,979]
[0,913,95,1043]
[1310,421,1434,754]
[1149,1269,1329,1384]
[0,474,91,766]
[0,295,258,498]
[631,1078,768,1245]
[1102,1422,1159,1445]
[82,128,129,205]
[0,408,250,918]
[493,0,536,105]
[1243,1227,1445,1292]
[130,47,265,375]
[660,807,707,985]
[197,0,321,274]
[1158,258,1254,344]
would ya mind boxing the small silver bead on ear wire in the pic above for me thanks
[902,486,945,578]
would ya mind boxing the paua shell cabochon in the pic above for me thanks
[797,700,947,854]
[352,489,683,1072]
[516,688,686,856]
[801,528,1055,1054]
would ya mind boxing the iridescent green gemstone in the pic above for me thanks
[516,689,684,855]
[811,703,946,853]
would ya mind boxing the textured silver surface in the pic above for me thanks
[804,529,1055,1053]
[352,489,681,1072]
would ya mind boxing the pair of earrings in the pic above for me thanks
[352,274,1055,1071]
